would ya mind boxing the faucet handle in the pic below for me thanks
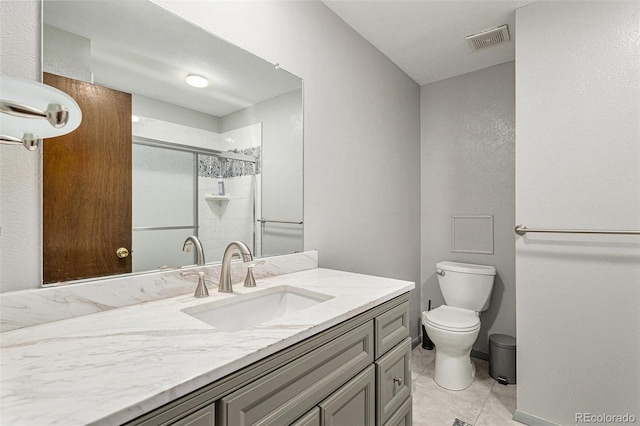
[180,271,209,298]
[243,260,265,288]
[244,268,257,288]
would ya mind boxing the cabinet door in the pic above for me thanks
[375,338,411,425]
[218,322,373,426]
[319,365,375,426]
[291,407,320,426]
[171,403,215,426]
[382,397,411,426]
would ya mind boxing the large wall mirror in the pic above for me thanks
[41,1,303,285]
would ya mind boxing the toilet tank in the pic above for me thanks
[436,261,496,312]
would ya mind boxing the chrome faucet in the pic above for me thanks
[219,241,253,293]
[183,236,205,266]
[181,236,209,297]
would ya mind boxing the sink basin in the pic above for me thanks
[181,286,333,332]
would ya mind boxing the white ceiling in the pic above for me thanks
[43,1,301,117]
[43,0,535,115]
[322,0,534,86]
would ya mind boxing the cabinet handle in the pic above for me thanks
[393,376,403,386]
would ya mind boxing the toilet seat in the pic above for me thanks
[423,306,480,332]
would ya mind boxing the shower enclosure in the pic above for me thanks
[131,136,258,272]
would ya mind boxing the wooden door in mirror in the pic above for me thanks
[43,73,132,283]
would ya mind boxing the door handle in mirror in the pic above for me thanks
[116,247,130,259]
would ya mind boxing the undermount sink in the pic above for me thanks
[181,286,333,332]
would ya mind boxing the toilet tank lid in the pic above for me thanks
[436,261,496,276]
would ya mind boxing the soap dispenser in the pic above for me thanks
[217,175,225,196]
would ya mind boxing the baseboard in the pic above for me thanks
[513,409,561,426]
[412,338,489,360]
[412,335,422,349]
[471,349,489,361]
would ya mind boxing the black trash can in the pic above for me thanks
[489,334,516,385]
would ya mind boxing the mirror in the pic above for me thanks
[41,0,303,285]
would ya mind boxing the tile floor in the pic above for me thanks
[410,346,524,426]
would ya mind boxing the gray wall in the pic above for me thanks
[152,1,422,340]
[420,62,515,354]
[0,1,422,341]
[515,2,640,424]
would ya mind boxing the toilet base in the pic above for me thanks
[434,349,476,391]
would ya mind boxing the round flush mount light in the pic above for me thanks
[185,74,208,88]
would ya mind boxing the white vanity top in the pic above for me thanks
[0,268,413,425]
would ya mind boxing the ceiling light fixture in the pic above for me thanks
[185,74,208,88]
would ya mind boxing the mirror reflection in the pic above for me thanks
[42,0,303,285]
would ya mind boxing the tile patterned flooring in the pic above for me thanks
[410,346,524,426]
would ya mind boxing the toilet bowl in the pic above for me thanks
[422,261,495,390]
[423,306,481,390]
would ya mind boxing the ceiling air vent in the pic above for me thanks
[466,25,510,52]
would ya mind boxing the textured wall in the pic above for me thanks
[0,1,42,292]
[43,25,91,82]
[420,62,516,354]
[515,2,640,424]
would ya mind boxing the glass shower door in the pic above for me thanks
[132,143,197,272]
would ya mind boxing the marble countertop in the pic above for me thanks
[0,268,414,426]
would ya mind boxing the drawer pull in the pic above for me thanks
[393,376,403,386]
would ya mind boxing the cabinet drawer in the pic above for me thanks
[218,321,374,426]
[374,301,409,358]
[375,337,411,426]
[292,407,320,426]
[383,396,412,426]
[170,403,215,426]
[319,365,375,426]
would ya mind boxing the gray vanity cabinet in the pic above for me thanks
[375,337,411,425]
[291,364,376,426]
[126,293,412,426]
[291,408,320,426]
[217,322,374,426]
[319,365,375,426]
[374,302,410,358]
[382,397,412,426]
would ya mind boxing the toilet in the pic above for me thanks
[422,261,496,390]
